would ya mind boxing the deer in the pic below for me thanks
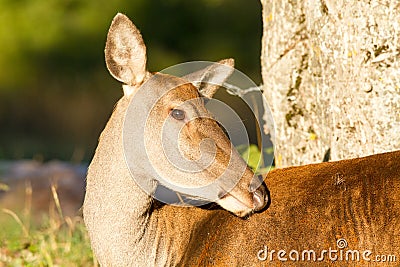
[83,13,400,266]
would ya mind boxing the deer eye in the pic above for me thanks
[170,109,185,120]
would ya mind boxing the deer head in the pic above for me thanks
[104,13,267,217]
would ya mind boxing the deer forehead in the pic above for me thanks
[149,75,203,107]
[164,84,201,104]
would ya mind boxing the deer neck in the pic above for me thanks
[83,97,204,266]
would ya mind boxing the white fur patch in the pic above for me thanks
[123,84,135,97]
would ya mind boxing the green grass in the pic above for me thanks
[0,192,96,266]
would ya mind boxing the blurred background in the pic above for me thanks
[0,0,263,163]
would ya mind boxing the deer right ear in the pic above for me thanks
[183,58,235,99]
[105,13,147,94]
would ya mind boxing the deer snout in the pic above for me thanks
[249,174,268,211]
[217,174,269,217]
[251,182,268,212]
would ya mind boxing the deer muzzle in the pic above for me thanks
[217,175,268,217]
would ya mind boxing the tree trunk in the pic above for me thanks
[261,0,400,167]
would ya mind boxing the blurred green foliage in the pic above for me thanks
[0,0,262,161]
[237,144,274,174]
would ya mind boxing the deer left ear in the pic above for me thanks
[184,58,235,98]
[105,13,148,94]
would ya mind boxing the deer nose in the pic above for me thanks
[249,175,268,212]
[252,185,268,211]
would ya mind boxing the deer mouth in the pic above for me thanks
[217,182,268,218]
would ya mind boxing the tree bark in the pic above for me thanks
[261,0,400,167]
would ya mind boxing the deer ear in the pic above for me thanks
[184,58,235,98]
[105,13,147,92]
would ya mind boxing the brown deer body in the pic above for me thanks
[83,13,400,266]
[182,151,400,265]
